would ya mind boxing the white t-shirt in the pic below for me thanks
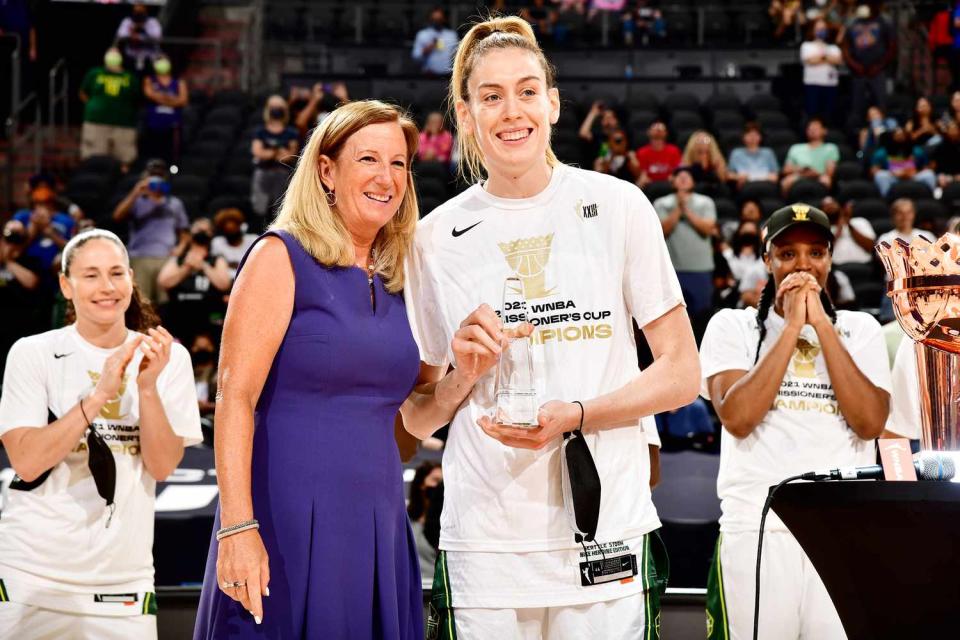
[211,233,258,277]
[887,336,923,439]
[405,164,682,554]
[0,325,202,614]
[876,228,935,247]
[831,218,876,265]
[700,308,891,533]
[801,41,841,87]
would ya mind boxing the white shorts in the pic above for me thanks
[454,591,647,640]
[0,601,157,640]
[706,530,846,640]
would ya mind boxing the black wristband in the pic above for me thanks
[572,400,585,432]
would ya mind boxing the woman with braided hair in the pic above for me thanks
[699,204,891,640]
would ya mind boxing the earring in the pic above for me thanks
[325,190,337,207]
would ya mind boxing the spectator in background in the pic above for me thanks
[933,120,960,188]
[781,117,839,194]
[634,121,682,187]
[594,128,638,181]
[142,55,188,166]
[294,82,350,136]
[870,127,936,197]
[682,130,727,187]
[769,0,806,42]
[906,96,940,146]
[937,91,960,131]
[859,104,898,156]
[0,219,42,373]
[720,198,763,243]
[115,2,163,72]
[407,461,443,585]
[521,0,557,41]
[728,122,780,189]
[418,111,454,164]
[843,3,896,125]
[190,332,218,418]
[13,200,72,274]
[622,0,665,47]
[13,172,83,227]
[210,208,257,279]
[655,166,717,315]
[412,7,459,75]
[822,195,876,265]
[251,95,300,229]
[578,100,622,163]
[157,218,231,346]
[112,159,189,305]
[876,198,935,245]
[79,47,140,169]
[801,18,842,123]
[723,219,768,309]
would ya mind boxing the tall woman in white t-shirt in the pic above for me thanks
[0,229,201,639]
[402,15,700,639]
[700,205,890,640]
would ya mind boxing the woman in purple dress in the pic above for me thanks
[193,100,504,639]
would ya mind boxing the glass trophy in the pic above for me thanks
[494,276,538,427]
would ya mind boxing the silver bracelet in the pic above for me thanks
[216,519,259,541]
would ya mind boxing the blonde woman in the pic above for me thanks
[250,94,300,229]
[681,129,728,186]
[194,100,495,639]
[404,15,700,639]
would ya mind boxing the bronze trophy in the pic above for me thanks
[878,234,960,452]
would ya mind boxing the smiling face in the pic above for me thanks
[318,121,410,242]
[456,47,560,187]
[764,225,832,291]
[60,238,133,331]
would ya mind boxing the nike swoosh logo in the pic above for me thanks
[53,353,72,359]
[451,221,483,238]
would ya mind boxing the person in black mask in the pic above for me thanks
[156,218,231,345]
[250,95,300,232]
[0,219,42,373]
[722,220,767,308]
[210,208,257,280]
[190,332,218,418]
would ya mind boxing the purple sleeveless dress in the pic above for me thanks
[194,231,423,639]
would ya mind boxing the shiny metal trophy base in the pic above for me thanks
[914,342,960,451]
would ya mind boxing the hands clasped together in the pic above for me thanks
[777,272,831,330]
[452,304,583,450]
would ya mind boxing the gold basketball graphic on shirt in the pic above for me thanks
[791,338,820,378]
[498,233,556,299]
[87,370,129,420]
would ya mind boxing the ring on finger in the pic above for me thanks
[222,579,247,589]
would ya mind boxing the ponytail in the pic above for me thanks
[449,14,559,183]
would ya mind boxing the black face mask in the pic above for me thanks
[224,230,243,243]
[192,231,212,246]
[192,349,214,366]
[561,429,602,543]
[132,12,147,24]
[268,107,286,120]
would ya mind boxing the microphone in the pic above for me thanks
[801,452,956,482]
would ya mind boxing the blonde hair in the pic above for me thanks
[682,130,727,176]
[449,15,558,184]
[270,100,419,293]
[262,94,289,126]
